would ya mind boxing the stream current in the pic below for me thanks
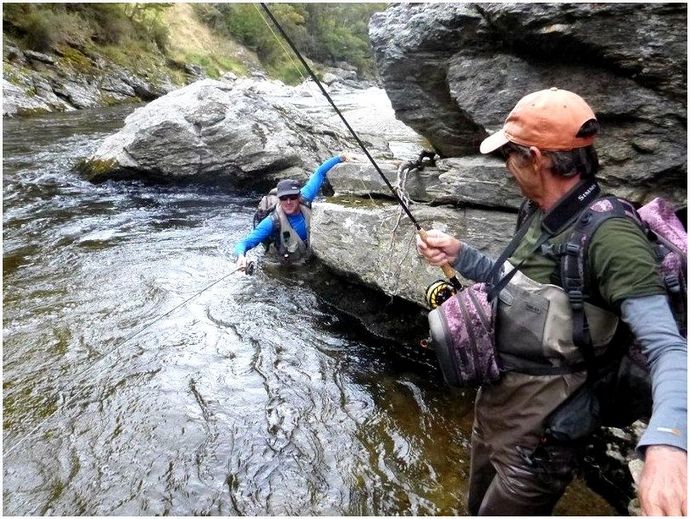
[2,88,613,515]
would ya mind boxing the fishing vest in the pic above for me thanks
[495,261,619,375]
[272,204,312,264]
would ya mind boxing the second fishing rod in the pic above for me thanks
[259,3,462,292]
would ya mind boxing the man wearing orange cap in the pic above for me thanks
[417,88,686,515]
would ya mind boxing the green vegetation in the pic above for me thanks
[3,3,386,85]
[74,157,118,182]
[3,4,170,53]
[194,3,386,81]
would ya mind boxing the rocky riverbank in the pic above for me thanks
[15,3,687,514]
[2,39,367,119]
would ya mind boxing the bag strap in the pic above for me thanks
[488,179,601,302]
[559,195,631,378]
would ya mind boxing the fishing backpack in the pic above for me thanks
[253,188,280,229]
[252,188,280,250]
[549,195,687,431]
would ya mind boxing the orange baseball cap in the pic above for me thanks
[479,87,597,154]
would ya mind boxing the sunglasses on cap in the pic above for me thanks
[279,194,299,201]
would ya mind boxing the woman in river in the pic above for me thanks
[234,154,349,269]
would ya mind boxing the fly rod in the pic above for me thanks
[259,3,461,290]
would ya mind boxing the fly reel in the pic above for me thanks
[425,279,457,309]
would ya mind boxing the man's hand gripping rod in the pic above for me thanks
[417,229,462,290]
[260,2,462,291]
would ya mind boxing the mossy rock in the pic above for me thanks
[56,45,94,74]
[74,157,118,182]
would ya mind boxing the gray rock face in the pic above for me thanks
[369,3,687,205]
[311,200,515,305]
[82,79,353,183]
[2,79,53,117]
[3,45,183,117]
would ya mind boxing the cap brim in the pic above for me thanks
[479,129,509,154]
[277,188,300,198]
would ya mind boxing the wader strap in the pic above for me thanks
[487,210,540,297]
[488,230,553,301]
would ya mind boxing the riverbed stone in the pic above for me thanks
[80,79,353,184]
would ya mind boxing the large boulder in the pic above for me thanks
[79,79,355,184]
[369,3,687,206]
[310,199,515,305]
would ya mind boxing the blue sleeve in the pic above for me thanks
[620,295,687,453]
[300,156,342,202]
[453,243,496,282]
[233,216,275,256]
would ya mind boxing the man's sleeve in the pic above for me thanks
[233,216,275,256]
[452,243,496,282]
[300,156,342,202]
[620,295,687,452]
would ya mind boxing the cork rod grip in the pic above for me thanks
[417,228,459,282]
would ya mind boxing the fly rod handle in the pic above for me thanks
[417,228,462,288]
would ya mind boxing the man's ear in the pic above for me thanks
[528,146,547,173]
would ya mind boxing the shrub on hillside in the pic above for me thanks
[3,3,170,54]
[5,5,89,51]
[21,11,58,51]
[193,3,384,78]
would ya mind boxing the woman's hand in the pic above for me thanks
[416,229,462,266]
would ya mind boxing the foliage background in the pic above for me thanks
[3,3,386,83]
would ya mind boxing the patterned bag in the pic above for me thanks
[426,283,501,387]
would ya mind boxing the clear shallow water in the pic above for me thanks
[2,93,614,515]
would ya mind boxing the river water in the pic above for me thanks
[2,89,614,515]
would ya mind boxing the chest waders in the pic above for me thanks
[470,180,611,514]
[495,263,619,375]
[272,204,312,265]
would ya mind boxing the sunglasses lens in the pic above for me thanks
[280,195,298,201]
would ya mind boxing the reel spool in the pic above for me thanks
[425,279,456,309]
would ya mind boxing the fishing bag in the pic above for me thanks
[427,283,501,387]
[546,195,687,440]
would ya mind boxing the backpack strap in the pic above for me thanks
[515,198,538,232]
[558,196,639,377]
[488,179,601,301]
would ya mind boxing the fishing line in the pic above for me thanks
[259,3,461,290]
[260,3,421,229]
[255,3,409,289]
[4,266,244,458]
[252,4,310,88]
[254,3,383,214]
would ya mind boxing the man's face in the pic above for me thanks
[279,194,300,215]
[504,148,544,201]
